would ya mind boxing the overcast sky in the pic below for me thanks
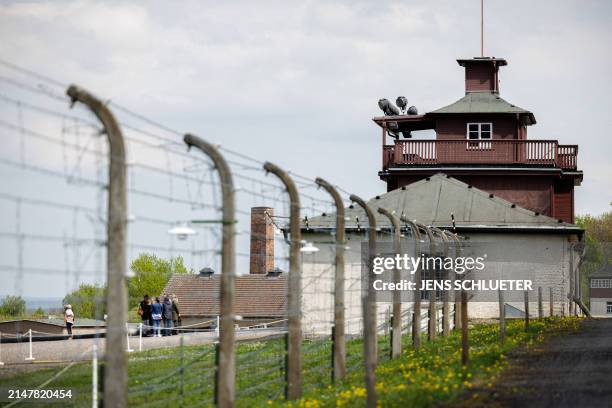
[1,0,610,214]
[1,1,611,300]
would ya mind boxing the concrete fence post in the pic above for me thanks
[447,233,462,332]
[431,228,450,336]
[420,225,437,341]
[524,291,530,330]
[538,287,543,319]
[314,177,346,382]
[549,287,554,317]
[498,289,505,347]
[185,134,236,407]
[461,289,469,366]
[377,207,402,358]
[349,194,377,408]
[400,218,421,349]
[67,85,127,408]
[263,162,302,400]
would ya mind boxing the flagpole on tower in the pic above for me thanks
[481,0,484,57]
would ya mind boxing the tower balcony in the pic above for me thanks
[382,139,578,171]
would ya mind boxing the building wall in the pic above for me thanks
[301,231,573,331]
[464,63,497,92]
[590,299,612,318]
[435,115,518,140]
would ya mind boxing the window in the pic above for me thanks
[607,302,612,314]
[466,123,492,149]
[591,279,611,288]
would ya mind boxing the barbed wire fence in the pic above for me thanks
[0,59,466,408]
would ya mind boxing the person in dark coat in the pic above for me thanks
[171,294,181,335]
[139,294,152,336]
[162,296,173,336]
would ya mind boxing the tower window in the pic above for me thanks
[466,123,493,139]
[607,302,612,314]
[466,123,492,149]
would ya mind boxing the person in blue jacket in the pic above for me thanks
[151,297,163,337]
[162,296,174,336]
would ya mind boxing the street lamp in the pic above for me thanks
[167,223,197,240]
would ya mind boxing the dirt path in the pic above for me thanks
[459,318,612,408]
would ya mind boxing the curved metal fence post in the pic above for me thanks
[67,85,128,408]
[263,162,302,400]
[431,227,450,336]
[377,208,401,358]
[443,231,460,332]
[315,177,346,381]
[419,224,437,341]
[400,217,421,349]
[184,134,236,407]
[349,194,377,408]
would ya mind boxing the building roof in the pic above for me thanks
[302,174,581,233]
[162,274,287,318]
[589,264,612,278]
[429,92,536,126]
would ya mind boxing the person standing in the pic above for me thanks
[151,297,163,337]
[64,304,75,339]
[171,294,181,335]
[138,295,152,336]
[162,296,173,336]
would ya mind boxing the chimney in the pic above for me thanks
[249,207,275,274]
[457,57,507,94]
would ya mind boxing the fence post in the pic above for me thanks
[549,287,554,317]
[460,289,469,366]
[315,177,346,381]
[185,134,236,407]
[92,344,98,408]
[431,228,450,336]
[264,162,302,400]
[0,332,4,366]
[350,194,377,408]
[445,233,462,331]
[67,85,127,408]
[524,290,530,330]
[420,225,437,341]
[498,290,505,347]
[400,218,421,349]
[538,287,543,319]
[377,207,402,358]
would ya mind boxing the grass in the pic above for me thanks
[0,317,580,407]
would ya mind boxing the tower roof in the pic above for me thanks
[429,92,536,126]
[457,57,507,67]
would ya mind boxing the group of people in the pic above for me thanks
[138,294,181,337]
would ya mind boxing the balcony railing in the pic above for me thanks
[383,139,578,170]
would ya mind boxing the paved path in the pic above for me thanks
[461,319,612,408]
[0,329,282,377]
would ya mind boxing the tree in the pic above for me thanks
[32,307,45,318]
[0,295,26,317]
[576,211,611,305]
[63,284,107,320]
[128,254,191,308]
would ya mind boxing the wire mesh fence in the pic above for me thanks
[0,58,582,408]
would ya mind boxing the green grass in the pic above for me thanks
[0,317,580,407]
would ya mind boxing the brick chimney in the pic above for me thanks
[249,207,275,274]
[457,57,507,94]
